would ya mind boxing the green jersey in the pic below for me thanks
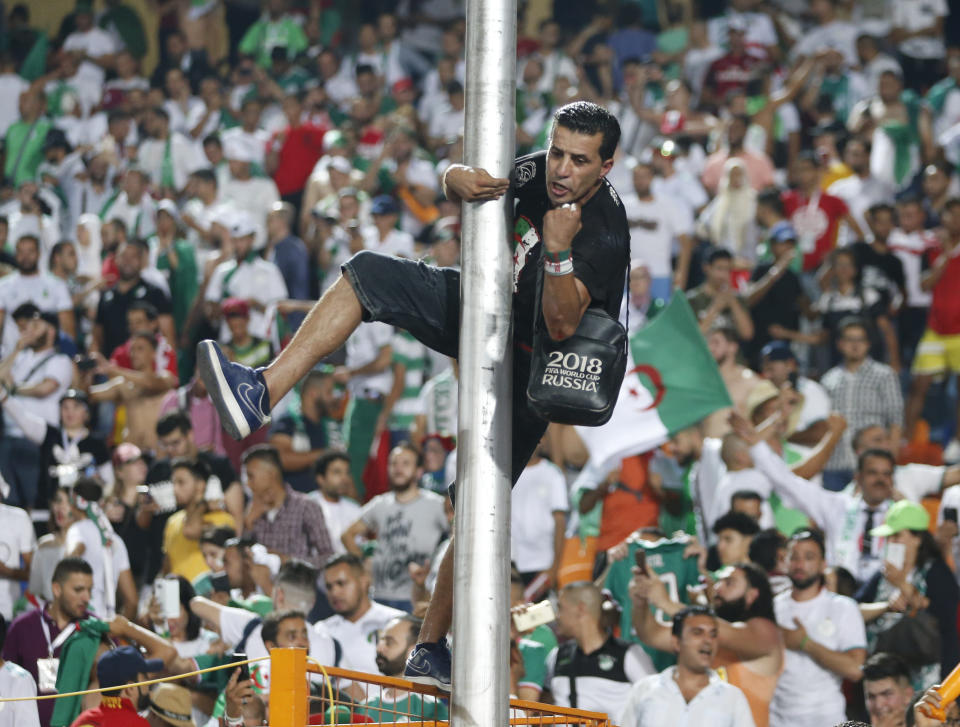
[517,636,549,692]
[604,535,701,671]
[388,330,428,431]
[357,693,448,723]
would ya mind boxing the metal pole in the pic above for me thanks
[452,0,516,724]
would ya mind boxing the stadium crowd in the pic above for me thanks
[7,0,960,725]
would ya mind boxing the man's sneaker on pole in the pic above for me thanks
[196,339,271,440]
[404,640,452,692]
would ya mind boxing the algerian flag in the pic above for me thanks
[575,295,731,470]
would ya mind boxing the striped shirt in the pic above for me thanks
[388,330,428,432]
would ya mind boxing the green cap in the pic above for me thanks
[870,500,930,537]
[75,0,94,14]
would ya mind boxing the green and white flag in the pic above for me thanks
[576,295,731,469]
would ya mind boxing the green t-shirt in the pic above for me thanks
[356,693,449,723]
[4,117,52,186]
[154,237,198,331]
[517,636,549,691]
[238,17,308,68]
[389,330,428,431]
[604,535,701,671]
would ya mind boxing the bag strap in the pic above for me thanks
[568,673,578,708]
[236,616,262,653]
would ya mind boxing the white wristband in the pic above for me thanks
[544,257,574,276]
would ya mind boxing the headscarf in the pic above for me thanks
[707,157,757,257]
[75,213,103,279]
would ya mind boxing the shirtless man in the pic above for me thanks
[702,327,759,438]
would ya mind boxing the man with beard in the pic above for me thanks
[341,443,447,613]
[70,646,163,727]
[630,562,783,727]
[4,558,92,727]
[92,239,173,358]
[618,606,755,727]
[357,615,448,724]
[547,581,655,715]
[770,530,866,727]
[320,553,405,676]
[0,235,73,358]
[827,139,895,246]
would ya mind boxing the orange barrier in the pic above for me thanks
[268,648,615,727]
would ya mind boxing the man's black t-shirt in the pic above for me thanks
[147,450,238,493]
[510,151,630,348]
[96,278,172,357]
[850,241,906,297]
[745,262,804,365]
[37,425,110,505]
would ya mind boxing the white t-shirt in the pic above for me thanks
[511,459,569,573]
[64,518,131,618]
[892,0,948,59]
[306,494,362,555]
[0,273,72,357]
[0,661,40,727]
[218,605,340,695]
[771,588,866,727]
[0,504,36,620]
[0,74,28,136]
[890,228,937,308]
[797,376,831,431]
[62,28,116,89]
[7,348,74,435]
[361,226,416,258]
[345,322,395,398]
[620,193,692,278]
[320,601,406,674]
[790,21,859,66]
[416,368,458,438]
[618,667,755,727]
[206,257,289,341]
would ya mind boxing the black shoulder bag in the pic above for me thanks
[526,256,629,426]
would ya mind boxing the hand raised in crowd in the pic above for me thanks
[224,667,256,721]
[627,563,670,611]
[913,686,947,727]
[543,203,582,251]
[408,560,431,588]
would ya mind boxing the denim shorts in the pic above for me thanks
[342,251,548,487]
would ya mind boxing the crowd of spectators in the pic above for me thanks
[7,0,960,726]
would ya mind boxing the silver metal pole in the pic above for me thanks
[452,0,516,724]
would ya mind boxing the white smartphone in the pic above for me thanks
[512,600,556,632]
[885,542,906,570]
[157,580,180,619]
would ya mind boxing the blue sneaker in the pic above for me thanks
[404,641,451,691]
[196,339,271,440]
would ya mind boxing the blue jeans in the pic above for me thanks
[0,436,41,508]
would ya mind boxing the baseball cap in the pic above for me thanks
[392,77,415,94]
[323,130,347,152]
[870,500,930,537]
[97,645,164,689]
[230,212,257,238]
[222,297,250,318]
[149,684,196,727]
[727,16,748,33]
[156,199,179,222]
[328,156,353,175]
[768,220,797,245]
[371,195,399,216]
[760,341,796,362]
[61,388,90,408]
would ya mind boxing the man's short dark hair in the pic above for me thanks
[796,149,821,168]
[836,315,869,339]
[200,526,236,547]
[73,477,103,503]
[129,300,159,320]
[748,528,786,573]
[261,609,307,646]
[789,529,826,558]
[324,552,365,575]
[275,559,318,592]
[171,456,210,483]
[867,202,895,220]
[706,247,734,265]
[150,105,170,122]
[862,652,912,684]
[671,605,716,638]
[314,451,351,479]
[14,233,38,250]
[11,302,40,322]
[49,240,75,268]
[730,490,762,505]
[712,511,760,537]
[552,101,621,161]
[242,444,284,474]
[857,448,896,473]
[190,168,218,186]
[757,188,784,215]
[157,410,193,438]
[53,556,94,584]
[202,134,222,149]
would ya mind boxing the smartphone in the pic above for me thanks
[156,580,180,619]
[230,652,250,682]
[886,542,906,570]
[634,547,647,572]
[512,600,556,632]
[945,507,958,524]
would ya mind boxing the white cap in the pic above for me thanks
[230,211,257,238]
[223,136,254,163]
[156,198,179,221]
[329,156,353,175]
